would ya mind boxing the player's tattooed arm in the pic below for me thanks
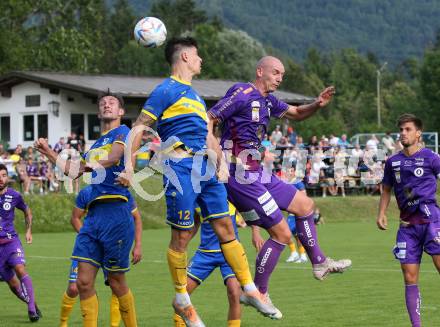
[284,86,335,121]
[24,207,33,244]
[133,111,156,128]
[376,184,392,230]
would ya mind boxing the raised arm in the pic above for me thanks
[34,138,85,179]
[283,86,335,121]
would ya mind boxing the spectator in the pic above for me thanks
[381,132,395,154]
[67,132,80,151]
[309,135,319,148]
[53,137,66,153]
[261,133,271,149]
[287,126,297,146]
[270,125,283,144]
[26,158,43,194]
[296,136,305,149]
[366,134,379,151]
[24,146,40,162]
[329,134,340,147]
[0,152,16,179]
[16,158,30,194]
[338,134,351,148]
[78,133,86,153]
[0,143,4,156]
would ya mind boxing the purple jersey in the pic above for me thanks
[26,163,39,177]
[0,188,28,241]
[382,148,440,223]
[209,83,289,169]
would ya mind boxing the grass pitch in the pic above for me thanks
[1,218,439,326]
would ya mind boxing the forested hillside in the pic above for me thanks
[128,0,440,65]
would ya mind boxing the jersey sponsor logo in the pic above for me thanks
[304,221,313,238]
[414,168,424,177]
[257,191,271,205]
[259,247,272,271]
[5,195,12,198]
[407,199,419,207]
[262,199,278,216]
[415,158,424,166]
[392,161,401,167]
[2,202,11,211]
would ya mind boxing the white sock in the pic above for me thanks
[243,283,258,293]
[175,292,191,307]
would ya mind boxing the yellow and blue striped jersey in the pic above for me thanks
[142,76,208,153]
[82,124,131,202]
[197,203,239,252]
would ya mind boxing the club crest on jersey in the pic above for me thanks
[414,168,424,177]
[2,202,11,211]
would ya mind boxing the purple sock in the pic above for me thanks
[254,238,285,294]
[10,284,28,303]
[296,212,326,264]
[20,275,36,312]
[405,284,421,327]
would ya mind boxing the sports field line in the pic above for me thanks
[28,255,439,274]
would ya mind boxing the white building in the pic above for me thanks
[0,71,313,149]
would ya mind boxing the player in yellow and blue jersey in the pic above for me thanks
[127,37,276,327]
[173,203,242,327]
[35,91,137,327]
[59,185,142,327]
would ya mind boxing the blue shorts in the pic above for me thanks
[68,259,109,284]
[187,250,235,284]
[293,181,305,191]
[72,201,134,273]
[287,214,297,235]
[164,157,229,230]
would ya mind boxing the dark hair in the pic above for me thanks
[97,88,124,108]
[164,37,198,65]
[397,113,423,130]
[0,164,7,174]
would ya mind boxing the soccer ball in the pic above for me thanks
[134,17,167,48]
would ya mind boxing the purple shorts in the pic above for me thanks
[226,167,297,229]
[0,238,25,281]
[393,220,440,264]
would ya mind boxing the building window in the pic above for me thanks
[23,115,34,141]
[25,95,40,107]
[71,114,84,137]
[0,116,10,142]
[88,114,100,140]
[38,114,48,139]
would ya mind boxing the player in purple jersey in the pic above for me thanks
[0,164,42,322]
[208,56,351,310]
[377,114,440,327]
